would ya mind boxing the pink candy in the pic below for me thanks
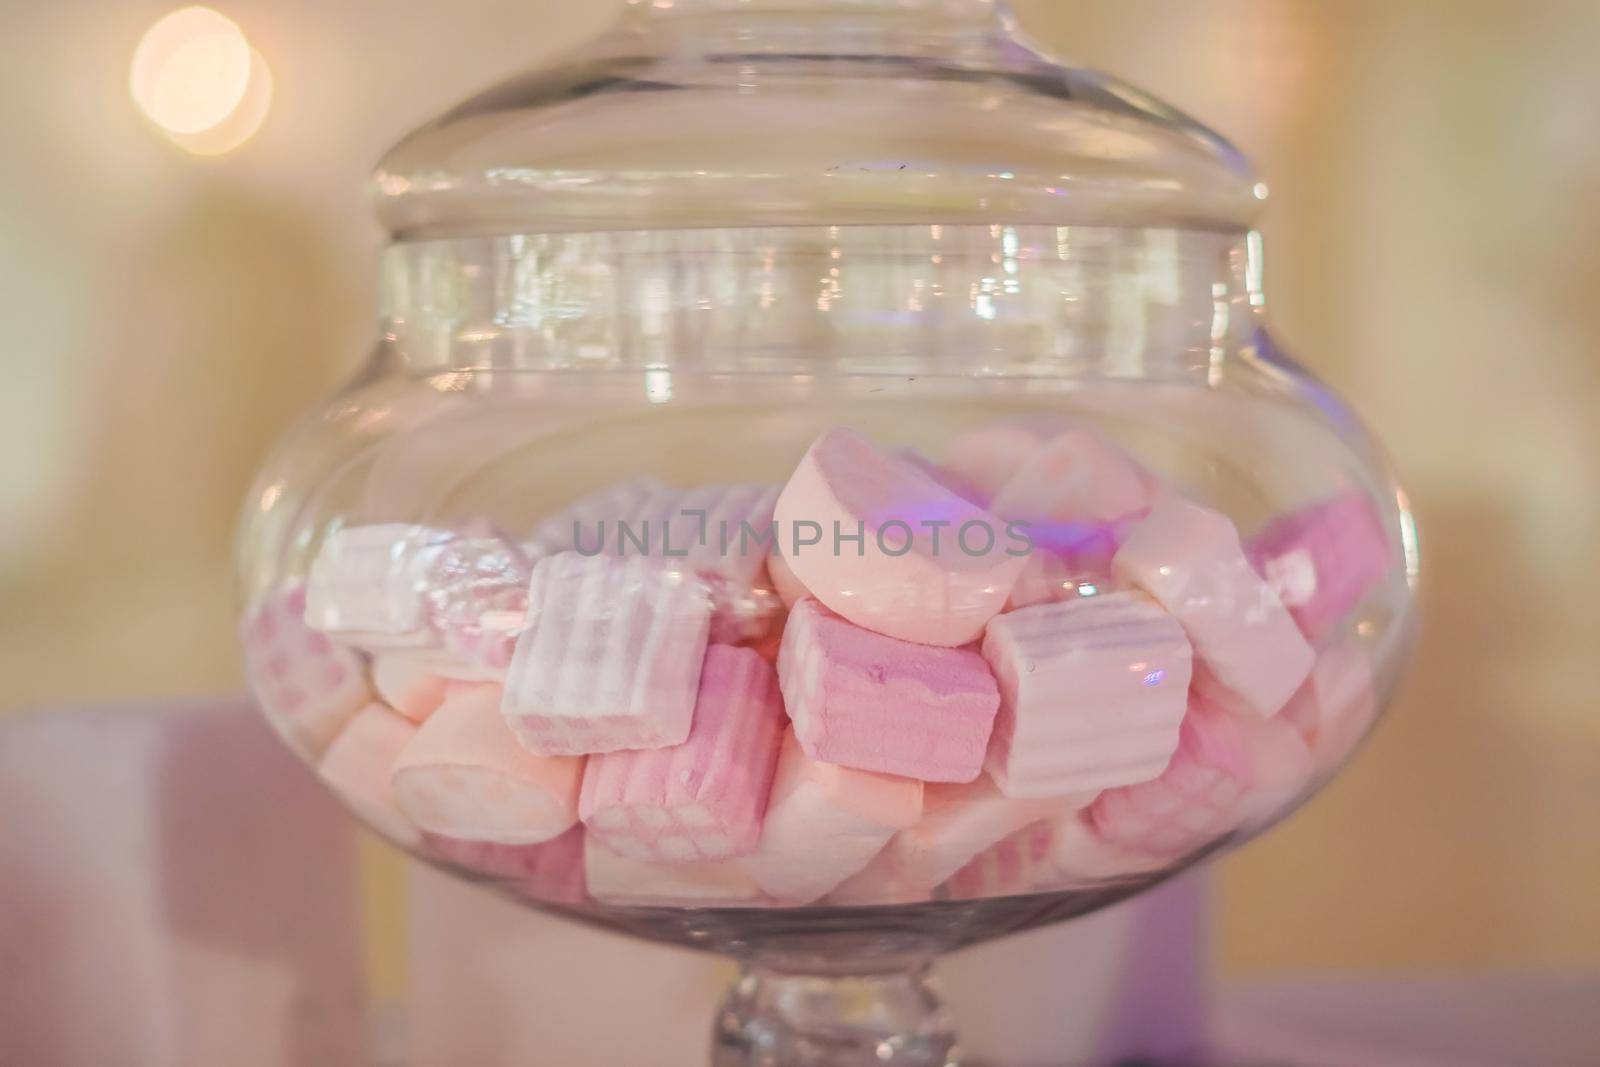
[941,416,1071,501]
[1281,641,1379,773]
[304,524,452,648]
[1089,697,1257,858]
[989,426,1158,526]
[580,646,785,862]
[1246,491,1392,640]
[243,418,1386,915]
[741,730,924,903]
[318,703,421,847]
[898,449,989,506]
[526,477,665,557]
[502,552,713,756]
[424,826,587,905]
[392,684,584,845]
[239,584,372,760]
[422,531,534,678]
[583,836,765,908]
[831,777,1079,904]
[303,523,533,680]
[1048,809,1169,885]
[774,428,1025,647]
[630,484,783,643]
[778,598,1000,783]
[943,820,1056,900]
[982,592,1192,797]
[1006,529,1124,610]
[371,656,452,722]
[766,547,807,609]
[529,478,782,644]
[1114,494,1313,718]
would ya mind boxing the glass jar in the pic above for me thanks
[236,1,1418,1061]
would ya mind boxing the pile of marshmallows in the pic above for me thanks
[241,420,1392,908]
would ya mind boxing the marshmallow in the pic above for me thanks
[1089,696,1256,858]
[942,416,1072,501]
[898,449,989,506]
[392,684,583,845]
[317,703,421,848]
[627,484,779,581]
[982,592,1192,797]
[1281,642,1378,773]
[773,428,1025,647]
[943,820,1057,900]
[239,584,372,760]
[1048,810,1169,886]
[1246,492,1392,640]
[741,730,924,903]
[423,531,534,679]
[423,826,587,905]
[989,427,1158,526]
[1234,712,1315,830]
[580,646,785,862]
[304,523,453,648]
[630,484,782,644]
[502,552,712,756]
[583,835,765,907]
[1113,495,1313,718]
[526,477,666,557]
[766,547,807,609]
[1007,538,1117,610]
[778,598,1000,782]
[831,777,1081,903]
[372,656,451,722]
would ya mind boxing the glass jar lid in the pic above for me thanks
[373,0,1261,239]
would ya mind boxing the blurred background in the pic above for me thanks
[2,0,1596,991]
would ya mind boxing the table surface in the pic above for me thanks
[1212,972,1600,1067]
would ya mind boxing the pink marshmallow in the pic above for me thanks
[317,703,421,848]
[502,552,712,756]
[583,835,766,907]
[1246,492,1393,640]
[777,598,1000,782]
[1113,494,1314,718]
[392,684,583,845]
[239,584,372,760]
[1006,542,1116,610]
[526,477,666,557]
[423,826,587,905]
[304,523,453,649]
[989,426,1159,525]
[1281,641,1379,774]
[422,530,534,679]
[773,428,1026,647]
[372,656,451,722]
[941,415,1073,501]
[579,646,785,862]
[1089,696,1257,858]
[741,730,924,903]
[1048,809,1170,886]
[1234,712,1315,830]
[982,591,1193,797]
[898,449,989,506]
[766,547,807,609]
[830,777,1082,903]
[631,484,782,643]
[943,819,1057,900]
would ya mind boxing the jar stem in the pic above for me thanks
[711,962,964,1067]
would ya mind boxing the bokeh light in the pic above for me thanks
[130,6,272,154]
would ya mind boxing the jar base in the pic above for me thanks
[712,964,964,1067]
